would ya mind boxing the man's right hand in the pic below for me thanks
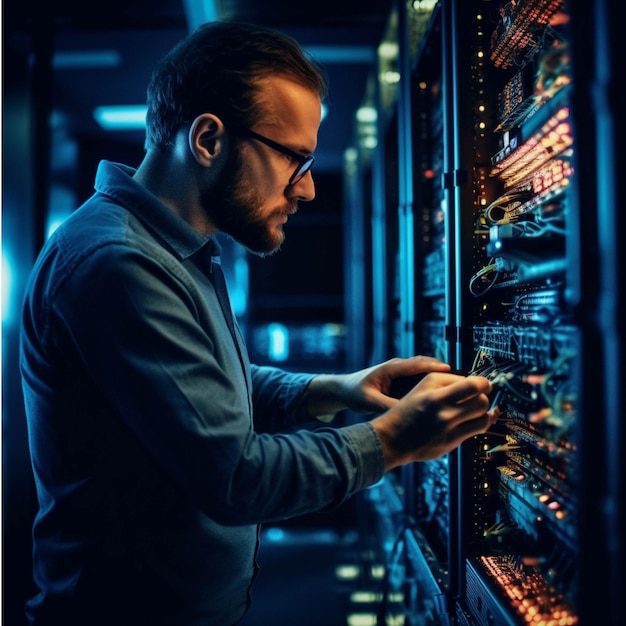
[370,372,499,470]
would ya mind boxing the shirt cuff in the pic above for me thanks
[342,421,385,490]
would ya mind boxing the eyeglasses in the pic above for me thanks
[243,129,315,186]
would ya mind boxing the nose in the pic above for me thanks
[288,170,316,202]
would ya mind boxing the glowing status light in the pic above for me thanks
[356,106,377,123]
[335,565,360,580]
[346,614,377,626]
[346,613,405,626]
[349,591,380,604]
[265,527,286,542]
[378,42,398,59]
[412,0,438,10]
[381,70,401,84]
[267,323,289,361]
[361,136,378,149]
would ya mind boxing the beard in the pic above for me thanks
[200,146,297,257]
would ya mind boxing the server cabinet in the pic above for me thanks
[347,0,621,624]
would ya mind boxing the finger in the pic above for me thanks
[440,394,491,422]
[449,412,496,442]
[382,357,453,399]
[487,406,501,423]
[384,355,452,379]
[406,355,452,372]
[449,375,493,404]
[415,373,492,400]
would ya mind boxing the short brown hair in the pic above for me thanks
[144,21,329,151]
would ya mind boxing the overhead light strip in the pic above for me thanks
[93,103,327,131]
[50,50,122,69]
[93,105,147,130]
[304,45,375,64]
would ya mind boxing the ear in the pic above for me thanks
[188,113,226,167]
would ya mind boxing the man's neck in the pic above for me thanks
[133,151,217,235]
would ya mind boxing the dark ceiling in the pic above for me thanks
[4,0,395,172]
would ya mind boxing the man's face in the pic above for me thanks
[203,138,307,257]
[203,76,322,256]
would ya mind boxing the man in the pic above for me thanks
[19,21,498,626]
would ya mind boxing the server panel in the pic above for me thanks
[348,1,598,624]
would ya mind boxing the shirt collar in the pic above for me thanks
[94,159,221,260]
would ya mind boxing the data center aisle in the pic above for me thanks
[239,522,381,626]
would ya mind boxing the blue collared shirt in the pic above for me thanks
[19,160,383,625]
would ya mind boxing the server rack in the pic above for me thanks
[345,0,622,624]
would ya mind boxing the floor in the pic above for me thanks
[239,523,387,626]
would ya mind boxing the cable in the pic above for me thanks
[469,259,501,296]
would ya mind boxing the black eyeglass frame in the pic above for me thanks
[243,129,315,186]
